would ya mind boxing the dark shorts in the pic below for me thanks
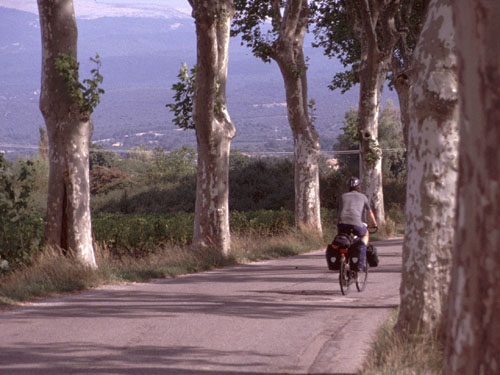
[337,223,367,237]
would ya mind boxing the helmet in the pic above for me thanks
[347,176,361,189]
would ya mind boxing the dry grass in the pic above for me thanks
[359,309,444,375]
[0,229,327,307]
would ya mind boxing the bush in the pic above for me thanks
[0,156,45,269]
[229,156,294,211]
[91,176,197,214]
[92,212,195,255]
[230,209,294,234]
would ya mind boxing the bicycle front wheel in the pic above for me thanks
[356,263,368,292]
[339,257,351,295]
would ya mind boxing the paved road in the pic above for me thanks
[0,238,402,375]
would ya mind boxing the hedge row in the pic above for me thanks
[92,210,301,254]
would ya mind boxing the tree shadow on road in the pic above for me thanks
[0,341,358,375]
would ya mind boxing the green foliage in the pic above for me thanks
[230,210,294,235]
[231,1,279,63]
[308,99,317,124]
[90,166,130,195]
[365,139,382,167]
[89,143,117,170]
[229,156,295,211]
[166,63,196,130]
[0,155,44,268]
[149,146,196,181]
[92,210,299,256]
[334,102,406,178]
[312,1,426,92]
[311,0,360,92]
[55,53,105,113]
[378,101,407,181]
[335,107,360,149]
[92,212,195,254]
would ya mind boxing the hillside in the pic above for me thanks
[0,4,395,157]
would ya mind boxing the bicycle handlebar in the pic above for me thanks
[368,226,378,234]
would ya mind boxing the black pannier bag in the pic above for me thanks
[325,243,341,270]
[366,244,379,267]
[347,241,362,272]
[332,233,352,249]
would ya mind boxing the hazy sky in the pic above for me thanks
[0,0,192,16]
[95,0,190,9]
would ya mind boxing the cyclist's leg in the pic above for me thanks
[358,226,368,271]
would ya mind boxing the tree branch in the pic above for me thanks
[282,0,303,42]
[271,0,282,28]
[354,0,378,48]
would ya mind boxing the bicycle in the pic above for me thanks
[337,226,378,296]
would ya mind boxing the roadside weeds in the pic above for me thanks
[359,309,444,375]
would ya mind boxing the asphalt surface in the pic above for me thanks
[0,238,402,375]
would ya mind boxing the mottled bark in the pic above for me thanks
[445,1,500,374]
[190,0,236,255]
[352,0,401,227]
[272,0,322,235]
[391,0,427,148]
[397,0,458,334]
[358,64,386,226]
[37,0,96,268]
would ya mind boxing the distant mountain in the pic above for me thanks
[0,0,191,20]
[0,4,395,158]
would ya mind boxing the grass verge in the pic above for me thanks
[359,309,444,375]
[0,228,330,308]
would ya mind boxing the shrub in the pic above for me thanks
[92,212,195,255]
[229,156,294,211]
[0,156,45,269]
[230,209,294,234]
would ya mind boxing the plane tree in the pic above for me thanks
[37,0,104,268]
[445,1,500,372]
[232,0,322,236]
[395,0,459,335]
[185,0,237,255]
[312,0,426,226]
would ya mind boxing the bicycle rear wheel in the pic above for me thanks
[339,257,351,295]
[355,263,368,292]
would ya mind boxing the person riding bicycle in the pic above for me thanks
[337,177,378,271]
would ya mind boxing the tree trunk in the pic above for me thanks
[357,64,386,227]
[274,0,322,236]
[37,0,96,268]
[352,0,402,228]
[191,1,236,255]
[444,1,500,373]
[396,0,458,334]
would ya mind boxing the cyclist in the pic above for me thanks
[337,176,378,271]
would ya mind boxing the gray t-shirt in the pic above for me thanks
[338,191,371,227]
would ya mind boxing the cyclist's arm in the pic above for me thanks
[368,209,377,228]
